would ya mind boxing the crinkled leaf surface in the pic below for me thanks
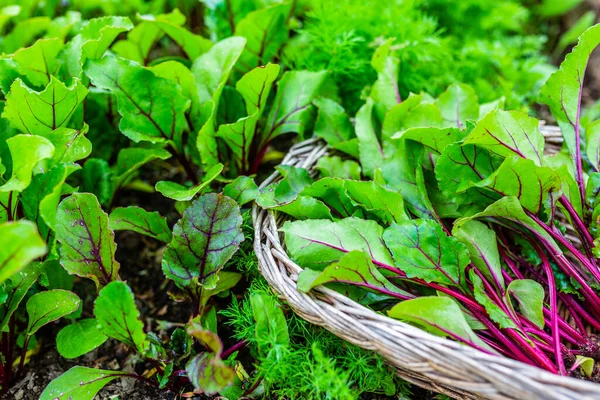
[62,16,133,79]
[56,193,120,287]
[162,193,244,290]
[57,318,108,359]
[3,78,88,135]
[109,206,171,243]
[84,56,190,144]
[282,217,393,270]
[40,366,128,400]
[0,221,46,284]
[383,219,470,287]
[26,289,80,335]
[94,281,148,352]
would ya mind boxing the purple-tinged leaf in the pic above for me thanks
[56,193,120,288]
[162,193,244,290]
[383,219,470,288]
[186,352,235,395]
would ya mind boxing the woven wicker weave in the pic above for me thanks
[252,128,600,400]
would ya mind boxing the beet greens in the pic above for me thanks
[265,24,600,377]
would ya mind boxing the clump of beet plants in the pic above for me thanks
[261,24,600,379]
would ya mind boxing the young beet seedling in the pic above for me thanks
[41,192,246,399]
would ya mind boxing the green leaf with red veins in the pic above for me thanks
[388,296,496,353]
[540,24,600,163]
[298,250,412,299]
[435,142,503,208]
[434,83,479,128]
[109,206,172,243]
[217,63,280,171]
[84,56,190,146]
[234,5,289,74]
[162,193,244,291]
[40,366,129,400]
[463,156,561,214]
[452,220,505,290]
[2,78,88,135]
[94,281,149,352]
[56,193,120,288]
[463,109,545,165]
[13,38,63,87]
[281,217,394,271]
[262,69,328,149]
[0,221,46,285]
[383,219,470,288]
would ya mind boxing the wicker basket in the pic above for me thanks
[252,128,600,400]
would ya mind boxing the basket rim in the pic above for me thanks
[252,136,600,400]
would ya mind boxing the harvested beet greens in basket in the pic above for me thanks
[257,24,600,379]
